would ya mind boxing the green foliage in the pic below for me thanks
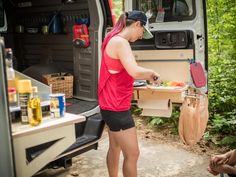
[148,107,180,135]
[131,104,143,115]
[150,117,164,126]
[207,0,236,148]
[123,0,236,147]
[220,136,236,148]
[113,0,123,19]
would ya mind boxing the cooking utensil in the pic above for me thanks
[146,9,153,19]
[26,27,39,34]
[145,9,153,26]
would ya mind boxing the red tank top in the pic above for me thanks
[98,39,134,111]
[104,50,124,71]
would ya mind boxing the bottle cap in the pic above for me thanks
[8,87,16,93]
[5,48,13,59]
[17,79,32,93]
[32,86,38,93]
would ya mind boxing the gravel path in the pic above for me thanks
[34,135,216,177]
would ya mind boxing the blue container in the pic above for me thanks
[49,93,65,118]
[49,13,62,34]
[75,18,90,26]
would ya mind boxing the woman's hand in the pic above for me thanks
[208,164,236,176]
[207,166,219,176]
[150,72,161,85]
[210,154,229,166]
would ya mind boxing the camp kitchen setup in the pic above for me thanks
[0,0,207,177]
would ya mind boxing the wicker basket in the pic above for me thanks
[42,72,73,98]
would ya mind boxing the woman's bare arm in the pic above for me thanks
[117,39,160,82]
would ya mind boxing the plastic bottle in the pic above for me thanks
[28,86,42,126]
[156,8,165,23]
[5,48,15,80]
[8,87,17,106]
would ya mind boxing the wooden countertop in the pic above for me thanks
[134,85,188,92]
[12,113,86,138]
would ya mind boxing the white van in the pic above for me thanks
[0,0,207,176]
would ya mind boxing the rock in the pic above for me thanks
[70,171,79,176]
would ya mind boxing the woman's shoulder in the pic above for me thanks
[108,36,129,50]
[110,35,128,44]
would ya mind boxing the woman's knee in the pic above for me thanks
[108,144,121,154]
[123,148,140,161]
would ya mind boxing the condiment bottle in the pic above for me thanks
[17,79,32,124]
[5,48,16,88]
[5,48,15,80]
[28,86,42,126]
[8,87,17,106]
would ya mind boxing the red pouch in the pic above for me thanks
[190,62,206,88]
[73,24,90,48]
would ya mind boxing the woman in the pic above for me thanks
[98,10,160,177]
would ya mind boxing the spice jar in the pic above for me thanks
[8,87,17,106]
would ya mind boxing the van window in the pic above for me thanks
[133,0,195,22]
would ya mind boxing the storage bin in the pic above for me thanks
[42,72,73,98]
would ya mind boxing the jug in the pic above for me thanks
[49,12,62,34]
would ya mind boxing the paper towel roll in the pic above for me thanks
[138,99,172,118]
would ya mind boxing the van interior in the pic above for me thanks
[1,0,113,173]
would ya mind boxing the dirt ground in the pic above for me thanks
[34,116,228,177]
[134,115,226,156]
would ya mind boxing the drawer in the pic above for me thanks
[133,86,187,103]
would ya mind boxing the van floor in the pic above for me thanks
[65,98,98,114]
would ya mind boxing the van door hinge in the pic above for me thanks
[197,34,204,52]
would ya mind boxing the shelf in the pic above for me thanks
[15,33,71,36]
[134,85,188,93]
[14,33,73,45]
[10,100,50,113]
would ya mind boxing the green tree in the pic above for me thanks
[207,0,236,147]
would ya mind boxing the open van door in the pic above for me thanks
[124,0,208,116]
[0,37,16,177]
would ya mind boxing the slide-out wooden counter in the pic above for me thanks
[133,85,187,103]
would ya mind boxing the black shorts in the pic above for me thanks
[100,109,135,132]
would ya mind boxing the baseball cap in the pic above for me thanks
[127,10,153,39]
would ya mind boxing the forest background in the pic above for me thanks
[112,0,236,148]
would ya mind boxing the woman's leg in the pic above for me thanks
[107,130,121,177]
[109,127,140,177]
